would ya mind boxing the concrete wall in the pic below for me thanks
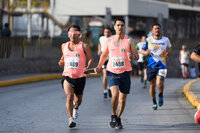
[0,51,100,76]
[0,50,199,78]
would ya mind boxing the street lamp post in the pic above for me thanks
[27,0,31,39]
[0,0,4,30]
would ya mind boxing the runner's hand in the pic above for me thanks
[58,60,64,67]
[165,52,169,57]
[97,51,101,56]
[128,54,134,60]
[84,68,89,74]
[128,54,138,60]
[94,67,100,73]
[147,50,151,55]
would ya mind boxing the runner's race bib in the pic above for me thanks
[112,57,125,68]
[66,58,79,68]
[158,69,167,77]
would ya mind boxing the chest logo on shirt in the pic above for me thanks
[121,48,125,52]
[76,53,80,57]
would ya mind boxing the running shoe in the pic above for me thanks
[115,117,123,129]
[69,118,76,128]
[108,89,112,98]
[73,108,78,119]
[141,77,144,83]
[143,83,146,89]
[158,95,164,107]
[152,103,158,110]
[104,92,107,98]
[109,115,117,128]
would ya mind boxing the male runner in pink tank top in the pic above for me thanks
[95,18,139,129]
[58,25,93,128]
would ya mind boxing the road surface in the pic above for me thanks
[0,77,200,133]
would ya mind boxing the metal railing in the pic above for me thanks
[0,37,66,58]
[0,37,199,59]
[12,0,50,9]
[0,37,96,59]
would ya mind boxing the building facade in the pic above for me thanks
[1,0,200,40]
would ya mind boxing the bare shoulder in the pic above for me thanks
[82,42,90,50]
[106,36,112,42]
[128,37,135,44]
[61,43,66,47]
[82,42,89,47]
[61,43,67,50]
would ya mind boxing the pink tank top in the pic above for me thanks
[106,35,132,74]
[62,41,86,78]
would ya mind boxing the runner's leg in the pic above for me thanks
[110,86,119,115]
[102,68,108,98]
[74,94,83,109]
[63,80,74,118]
[157,75,165,106]
[185,65,189,78]
[156,75,164,94]
[181,65,185,78]
[150,78,156,100]
[117,92,127,118]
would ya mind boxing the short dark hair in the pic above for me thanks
[67,25,81,31]
[5,23,9,28]
[152,23,161,28]
[104,26,112,32]
[114,17,125,25]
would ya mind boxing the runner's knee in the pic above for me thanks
[67,94,74,102]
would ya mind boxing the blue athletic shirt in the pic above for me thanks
[142,36,171,69]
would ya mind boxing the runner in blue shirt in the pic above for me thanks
[140,23,172,110]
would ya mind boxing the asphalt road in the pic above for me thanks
[0,77,200,133]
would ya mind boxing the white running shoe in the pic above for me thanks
[73,108,79,119]
[69,118,76,128]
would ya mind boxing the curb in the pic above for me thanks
[183,78,200,110]
[0,73,138,87]
[0,73,102,87]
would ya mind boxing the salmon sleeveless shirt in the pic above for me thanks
[62,41,86,78]
[106,35,132,74]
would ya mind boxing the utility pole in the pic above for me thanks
[50,0,55,38]
[105,7,112,27]
[0,0,4,30]
[191,0,195,7]
[124,15,129,35]
[7,0,10,24]
[27,0,31,39]
[10,0,13,31]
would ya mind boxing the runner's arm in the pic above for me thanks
[187,51,190,59]
[95,39,109,73]
[140,49,151,55]
[83,43,93,70]
[128,38,139,60]
[165,47,171,57]
[165,39,172,57]
[140,40,151,55]
[97,42,101,56]
[179,51,181,62]
[191,52,200,63]
[58,43,65,67]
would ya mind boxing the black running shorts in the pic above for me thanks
[61,76,86,95]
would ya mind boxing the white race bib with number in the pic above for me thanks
[112,57,125,68]
[158,69,167,77]
[66,58,79,68]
